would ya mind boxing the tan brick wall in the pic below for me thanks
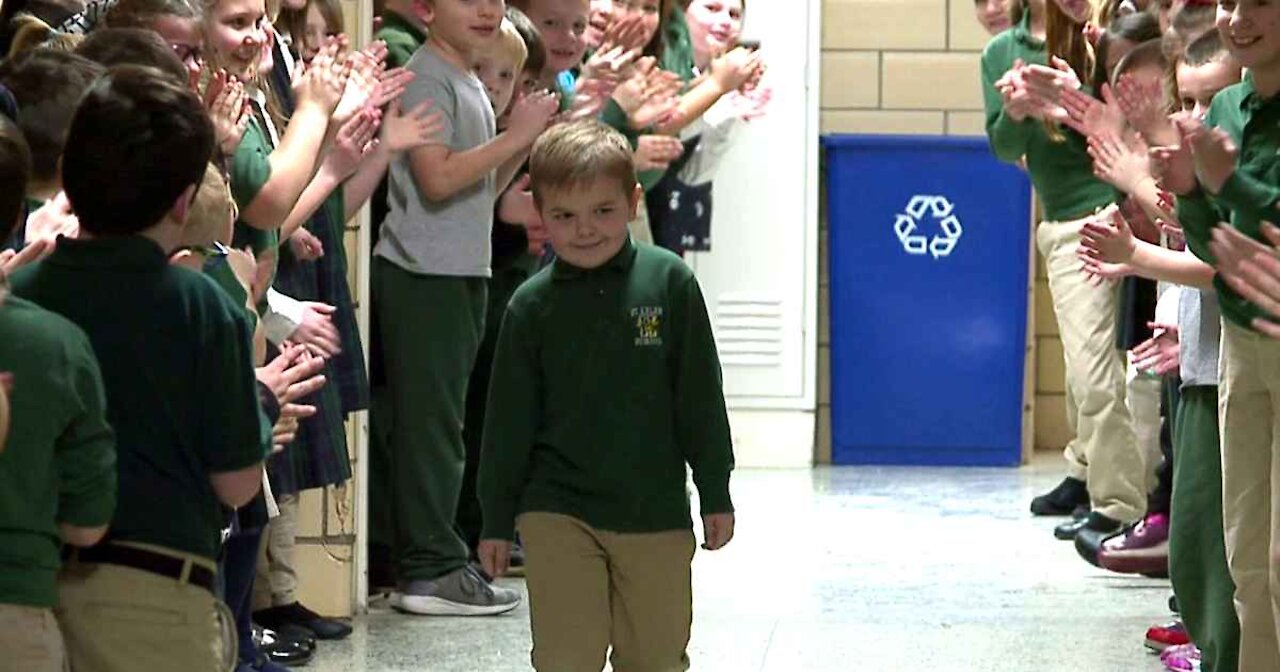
[816,0,1068,463]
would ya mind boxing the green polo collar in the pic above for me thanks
[551,237,637,280]
[1236,72,1280,114]
[1012,9,1042,49]
[48,235,168,270]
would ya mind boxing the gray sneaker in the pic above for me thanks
[390,566,521,616]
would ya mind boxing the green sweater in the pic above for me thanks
[1176,74,1280,332]
[0,296,115,607]
[980,13,1116,221]
[478,239,734,541]
[376,11,427,70]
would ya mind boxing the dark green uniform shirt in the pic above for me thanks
[376,11,427,70]
[9,236,267,561]
[0,296,115,607]
[1177,74,1280,332]
[980,13,1117,221]
[478,239,734,541]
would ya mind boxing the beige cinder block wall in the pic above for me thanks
[815,0,1069,463]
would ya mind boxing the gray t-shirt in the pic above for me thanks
[1179,286,1221,388]
[375,45,497,277]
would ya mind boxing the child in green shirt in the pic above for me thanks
[478,120,735,671]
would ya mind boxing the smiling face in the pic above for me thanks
[207,0,269,80]
[524,0,588,74]
[585,0,613,49]
[475,49,519,114]
[686,0,744,64]
[420,0,505,57]
[1216,0,1280,75]
[541,177,639,269]
[974,0,1012,35]
[1051,0,1092,23]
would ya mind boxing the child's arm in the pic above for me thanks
[1078,210,1215,288]
[477,305,540,550]
[341,100,446,220]
[656,48,762,136]
[55,334,116,548]
[205,308,270,509]
[670,273,735,526]
[981,43,1034,164]
[239,39,348,232]
[410,90,557,202]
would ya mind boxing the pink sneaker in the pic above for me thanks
[1161,644,1201,672]
[1100,513,1169,576]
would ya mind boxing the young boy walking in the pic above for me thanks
[373,0,557,615]
[478,120,736,671]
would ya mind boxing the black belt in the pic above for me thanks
[63,544,216,593]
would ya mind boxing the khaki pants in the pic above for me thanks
[56,544,235,672]
[1127,361,1165,496]
[517,513,696,672]
[254,492,298,610]
[0,604,67,672]
[1037,216,1146,523]
[1218,320,1280,671]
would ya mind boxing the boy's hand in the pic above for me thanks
[1115,74,1175,145]
[1182,118,1237,195]
[1060,83,1124,141]
[0,239,53,275]
[701,513,735,551]
[507,90,558,143]
[380,99,445,153]
[293,302,341,357]
[1079,207,1138,265]
[1131,323,1180,376]
[478,539,513,578]
[1149,136,1198,196]
[372,67,416,110]
[1211,223,1280,337]
[634,135,684,172]
[25,192,79,244]
[288,228,325,261]
[498,174,541,228]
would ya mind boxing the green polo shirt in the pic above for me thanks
[980,13,1116,221]
[1176,74,1280,332]
[0,296,115,608]
[9,235,267,561]
[376,11,427,70]
[478,239,734,541]
[231,119,280,260]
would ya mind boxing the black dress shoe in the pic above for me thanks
[1031,477,1090,516]
[255,602,352,641]
[254,626,314,667]
[1054,512,1122,540]
[1074,526,1125,567]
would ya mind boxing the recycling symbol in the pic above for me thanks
[894,195,964,259]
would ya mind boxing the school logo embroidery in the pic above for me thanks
[631,306,664,347]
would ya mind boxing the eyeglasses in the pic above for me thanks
[171,43,204,65]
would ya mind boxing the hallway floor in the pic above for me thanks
[312,457,1172,671]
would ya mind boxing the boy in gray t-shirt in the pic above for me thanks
[371,0,557,617]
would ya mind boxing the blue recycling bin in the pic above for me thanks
[824,134,1032,467]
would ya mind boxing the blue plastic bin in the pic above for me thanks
[823,134,1032,466]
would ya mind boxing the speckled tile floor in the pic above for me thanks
[308,455,1173,671]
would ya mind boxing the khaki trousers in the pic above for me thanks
[56,544,235,672]
[1037,216,1146,523]
[0,604,67,672]
[1127,361,1166,496]
[517,513,696,672]
[1218,320,1280,671]
[254,492,299,610]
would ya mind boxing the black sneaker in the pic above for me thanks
[254,602,353,641]
[1030,477,1090,516]
[1054,511,1123,541]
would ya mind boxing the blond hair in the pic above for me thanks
[529,120,637,204]
[184,163,236,248]
[492,17,527,73]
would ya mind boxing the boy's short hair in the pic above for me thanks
[506,6,545,75]
[1183,29,1229,68]
[104,0,202,29]
[62,65,214,236]
[0,115,31,239]
[1114,38,1166,81]
[76,27,189,84]
[529,120,637,204]
[0,49,105,185]
[492,17,528,73]
[184,162,236,248]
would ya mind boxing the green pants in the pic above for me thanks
[373,259,487,581]
[1170,386,1240,672]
